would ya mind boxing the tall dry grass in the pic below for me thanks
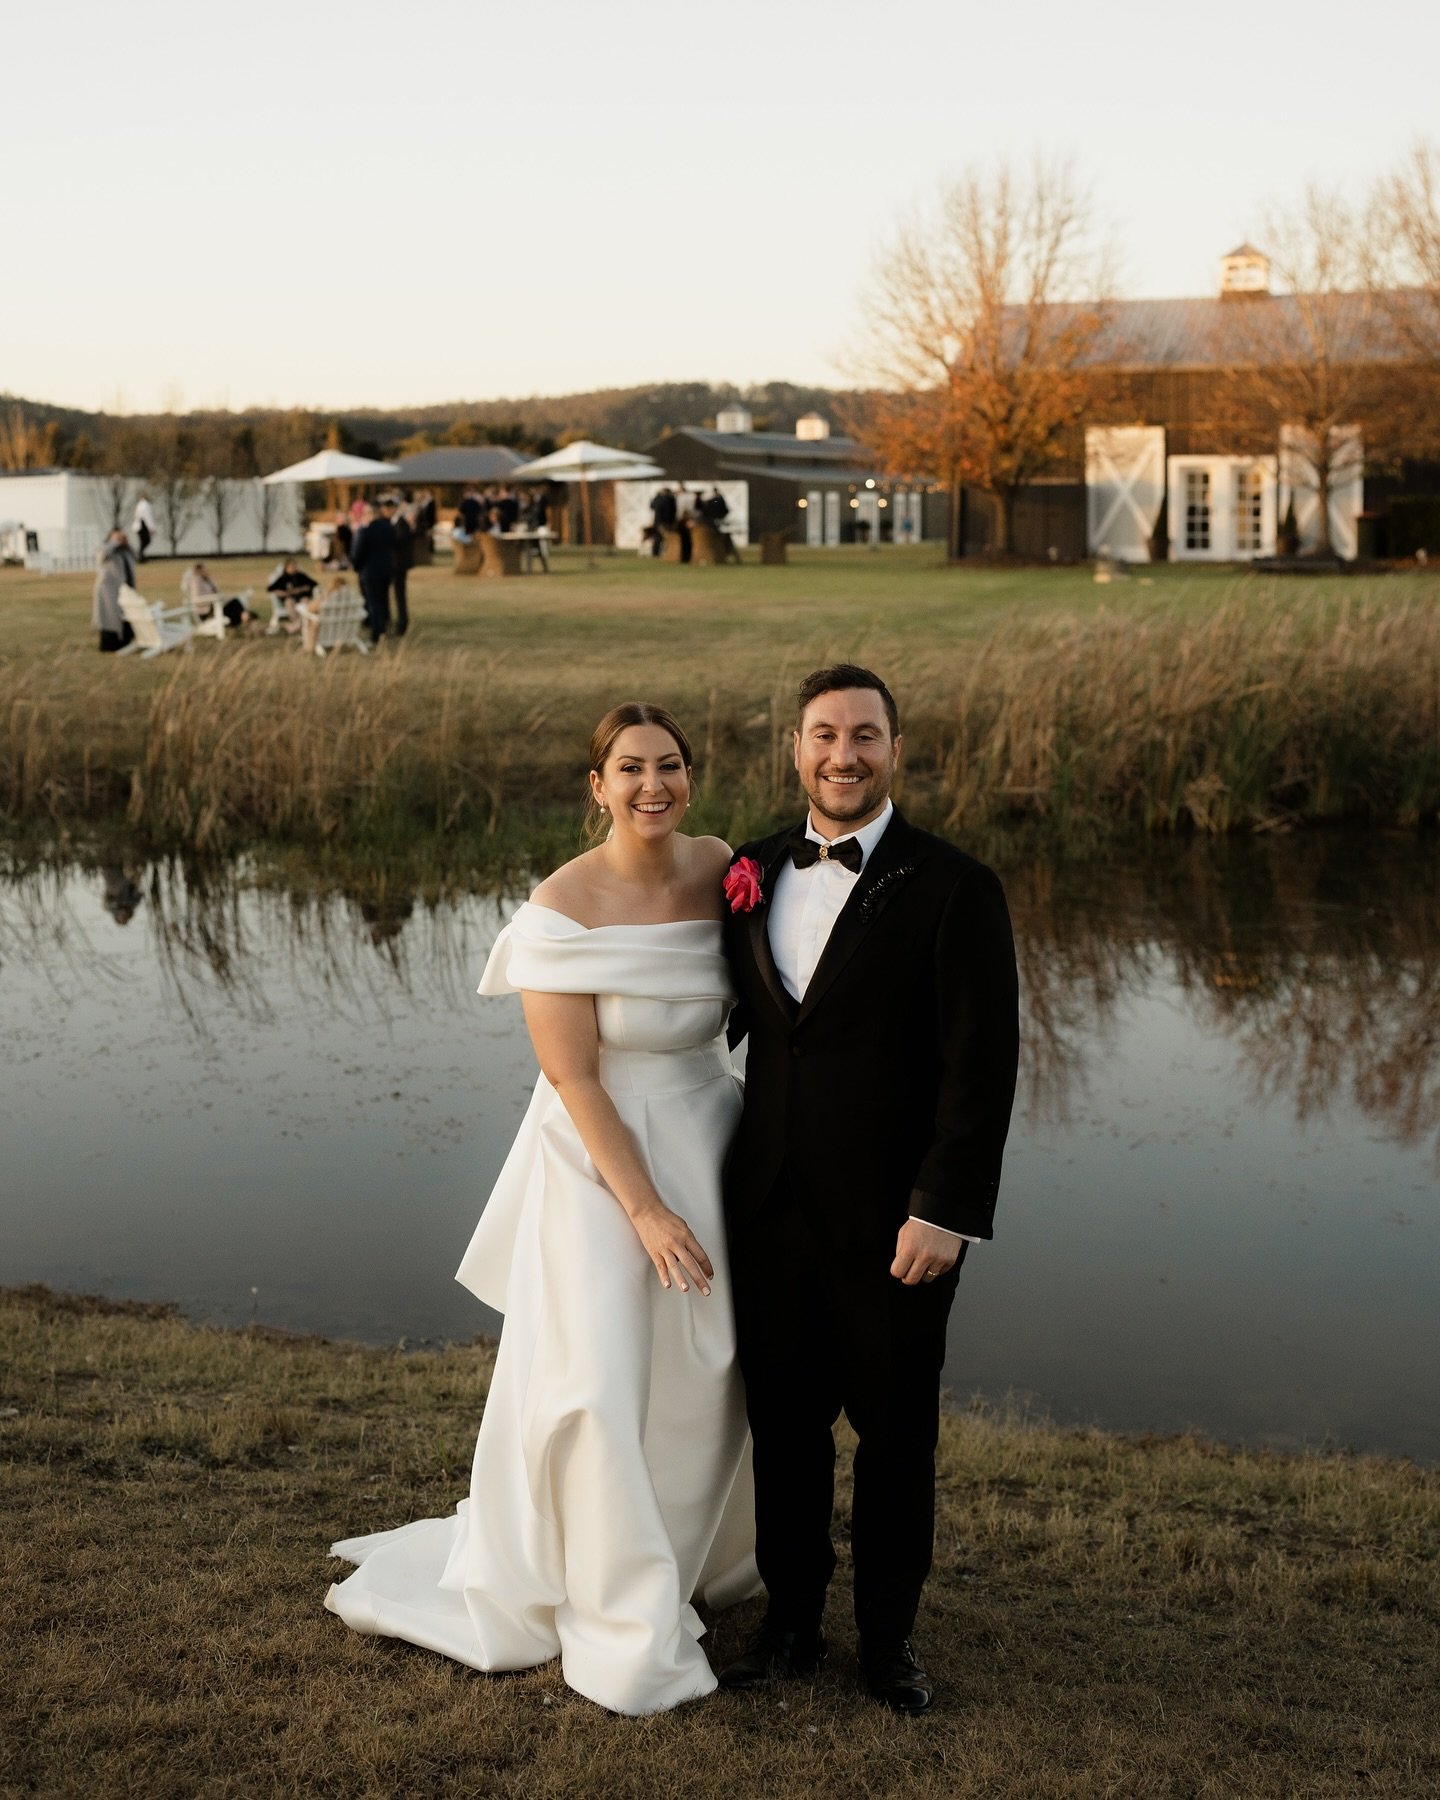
[3,598,1438,851]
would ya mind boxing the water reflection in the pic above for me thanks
[1010,837,1440,1169]
[1,835,1436,1459]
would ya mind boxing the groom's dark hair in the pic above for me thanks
[796,664,900,739]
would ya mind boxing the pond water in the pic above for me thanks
[2,837,1436,1462]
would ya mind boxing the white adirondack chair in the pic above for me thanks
[296,585,370,657]
[177,568,245,640]
[117,585,195,658]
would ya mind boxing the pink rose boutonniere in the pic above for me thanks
[722,855,764,914]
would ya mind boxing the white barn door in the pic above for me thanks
[823,492,841,545]
[1086,426,1165,561]
[805,490,823,546]
[1279,425,1363,559]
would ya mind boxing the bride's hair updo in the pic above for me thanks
[584,702,693,844]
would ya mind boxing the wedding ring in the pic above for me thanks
[922,1270,937,1282]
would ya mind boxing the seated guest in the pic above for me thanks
[299,574,349,656]
[266,559,318,634]
[182,562,256,629]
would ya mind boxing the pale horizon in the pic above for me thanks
[9,0,1437,417]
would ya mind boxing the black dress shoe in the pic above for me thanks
[718,1618,828,1690]
[859,1638,935,1714]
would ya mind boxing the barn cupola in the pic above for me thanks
[795,412,831,441]
[1220,243,1270,297]
[716,405,753,433]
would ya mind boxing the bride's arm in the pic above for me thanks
[521,988,715,1297]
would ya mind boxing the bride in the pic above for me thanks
[325,702,757,1714]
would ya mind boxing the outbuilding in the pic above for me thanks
[645,409,944,548]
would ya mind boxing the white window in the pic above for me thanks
[1184,469,1211,552]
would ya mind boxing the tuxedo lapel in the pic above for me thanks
[745,832,798,1023]
[794,810,926,1027]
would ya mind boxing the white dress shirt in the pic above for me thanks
[767,802,976,1246]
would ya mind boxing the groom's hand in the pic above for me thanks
[891,1219,960,1286]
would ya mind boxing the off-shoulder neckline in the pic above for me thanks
[517,901,723,932]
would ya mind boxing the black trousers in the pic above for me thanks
[730,1187,961,1643]
[359,571,391,639]
[392,567,408,636]
[99,623,135,653]
[136,523,151,562]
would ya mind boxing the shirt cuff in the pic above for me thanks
[910,1216,981,1244]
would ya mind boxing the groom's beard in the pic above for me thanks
[806,769,893,826]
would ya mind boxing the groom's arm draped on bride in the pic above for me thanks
[719,663,1020,1715]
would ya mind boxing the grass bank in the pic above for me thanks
[2,1286,1436,1798]
[3,551,1439,859]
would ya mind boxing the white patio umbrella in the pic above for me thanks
[261,450,401,484]
[510,441,664,557]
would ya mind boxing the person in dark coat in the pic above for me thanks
[717,664,1019,1716]
[382,496,413,637]
[92,529,137,651]
[349,502,397,641]
[651,486,678,531]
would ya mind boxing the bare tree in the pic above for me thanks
[149,421,202,558]
[199,423,241,555]
[96,421,149,530]
[237,410,317,551]
[1371,142,1440,454]
[854,160,1114,558]
[1218,186,1393,557]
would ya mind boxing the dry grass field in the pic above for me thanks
[2,1286,1437,1799]
[3,548,1439,865]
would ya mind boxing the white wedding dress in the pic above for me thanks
[325,903,758,1715]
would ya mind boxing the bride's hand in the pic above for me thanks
[631,1205,714,1296]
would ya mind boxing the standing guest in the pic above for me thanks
[497,486,520,532]
[651,485,678,534]
[419,490,438,534]
[521,487,550,571]
[350,501,396,642]
[92,529,137,652]
[266,558,318,634]
[459,488,484,537]
[384,495,413,637]
[130,494,156,563]
[332,520,354,566]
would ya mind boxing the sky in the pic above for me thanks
[7,0,1438,416]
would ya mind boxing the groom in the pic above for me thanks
[719,664,1019,1714]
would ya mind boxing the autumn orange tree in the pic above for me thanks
[0,404,59,471]
[854,161,1113,559]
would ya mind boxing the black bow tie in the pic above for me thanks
[788,830,863,874]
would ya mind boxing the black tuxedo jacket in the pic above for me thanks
[722,809,1019,1247]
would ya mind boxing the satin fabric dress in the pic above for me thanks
[325,903,758,1715]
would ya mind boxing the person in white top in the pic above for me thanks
[130,494,156,563]
[718,663,1020,1714]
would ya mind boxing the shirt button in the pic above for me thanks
[790,1044,802,1058]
